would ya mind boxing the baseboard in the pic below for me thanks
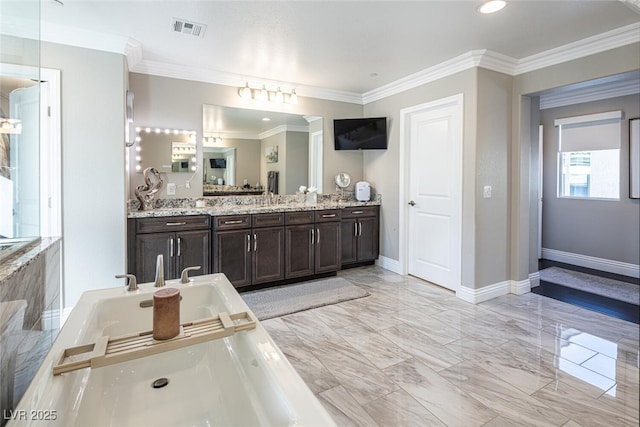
[529,271,540,288]
[542,248,640,279]
[376,255,403,274]
[457,278,531,304]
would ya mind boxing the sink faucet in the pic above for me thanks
[154,254,165,287]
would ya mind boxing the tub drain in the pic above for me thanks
[152,378,169,389]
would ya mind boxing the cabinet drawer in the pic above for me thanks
[285,211,314,225]
[214,215,251,230]
[341,206,378,218]
[252,213,284,228]
[136,215,210,234]
[314,210,341,222]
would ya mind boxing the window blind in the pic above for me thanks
[555,110,622,152]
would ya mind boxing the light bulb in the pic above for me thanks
[479,0,506,14]
[289,89,298,104]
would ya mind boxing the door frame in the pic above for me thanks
[398,93,464,280]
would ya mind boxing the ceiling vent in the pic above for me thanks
[171,18,207,38]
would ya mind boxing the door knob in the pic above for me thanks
[408,200,416,206]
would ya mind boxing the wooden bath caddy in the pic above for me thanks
[52,311,256,376]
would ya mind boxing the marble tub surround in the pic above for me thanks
[263,266,640,427]
[0,238,61,425]
[127,193,381,218]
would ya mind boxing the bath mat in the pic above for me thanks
[240,277,369,320]
[539,267,640,305]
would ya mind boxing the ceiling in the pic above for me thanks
[31,0,640,98]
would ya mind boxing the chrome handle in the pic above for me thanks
[115,274,138,291]
[177,237,182,257]
[322,214,336,218]
[253,233,257,252]
[180,266,201,283]
[316,228,320,244]
[408,200,416,206]
[247,234,251,252]
[166,221,187,226]
[352,210,364,214]
[354,223,358,237]
[169,237,174,257]
[224,220,244,225]
[311,228,315,245]
[358,222,362,236]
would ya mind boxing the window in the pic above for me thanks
[555,111,622,200]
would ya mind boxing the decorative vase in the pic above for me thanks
[306,192,317,205]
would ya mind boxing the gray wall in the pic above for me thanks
[513,42,640,281]
[540,94,640,265]
[42,42,126,308]
[284,131,309,194]
[129,73,363,198]
[363,69,480,287]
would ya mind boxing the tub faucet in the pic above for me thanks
[154,254,165,287]
[115,274,138,291]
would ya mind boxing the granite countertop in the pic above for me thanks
[128,199,380,219]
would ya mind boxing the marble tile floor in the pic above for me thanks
[262,266,640,427]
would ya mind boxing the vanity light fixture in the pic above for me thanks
[237,82,298,105]
[479,0,506,14]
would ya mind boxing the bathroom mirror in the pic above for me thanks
[202,104,323,195]
[135,127,197,173]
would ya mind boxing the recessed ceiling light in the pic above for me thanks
[479,0,506,14]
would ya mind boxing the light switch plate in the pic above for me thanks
[167,183,176,195]
[483,185,492,198]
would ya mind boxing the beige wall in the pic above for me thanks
[285,131,309,193]
[42,42,126,308]
[204,137,261,186]
[129,73,363,198]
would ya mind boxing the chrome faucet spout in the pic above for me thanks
[154,254,165,287]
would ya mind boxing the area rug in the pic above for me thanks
[240,277,369,320]
[539,267,640,305]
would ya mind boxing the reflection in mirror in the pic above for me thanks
[203,146,236,185]
[202,104,323,195]
[135,127,196,173]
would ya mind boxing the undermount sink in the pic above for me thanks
[10,273,336,427]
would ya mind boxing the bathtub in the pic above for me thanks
[8,274,336,426]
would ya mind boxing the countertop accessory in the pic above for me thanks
[153,287,180,340]
[135,167,163,210]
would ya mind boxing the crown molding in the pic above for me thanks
[619,0,640,14]
[540,76,640,109]
[27,19,640,106]
[514,22,640,75]
[259,124,309,140]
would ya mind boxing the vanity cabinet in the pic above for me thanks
[212,213,285,288]
[284,210,341,278]
[341,206,379,266]
[128,215,211,283]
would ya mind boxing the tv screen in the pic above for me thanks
[334,117,387,150]
[209,158,226,168]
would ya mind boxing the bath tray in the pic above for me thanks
[52,311,256,376]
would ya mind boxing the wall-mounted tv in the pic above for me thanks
[209,158,226,168]
[334,117,388,150]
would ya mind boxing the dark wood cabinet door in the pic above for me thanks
[340,218,358,265]
[285,224,314,279]
[357,216,379,262]
[135,232,174,283]
[252,227,285,284]
[176,230,210,277]
[315,222,341,273]
[213,229,251,288]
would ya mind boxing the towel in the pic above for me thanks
[267,171,279,194]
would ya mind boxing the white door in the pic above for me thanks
[405,95,463,291]
[10,84,41,237]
